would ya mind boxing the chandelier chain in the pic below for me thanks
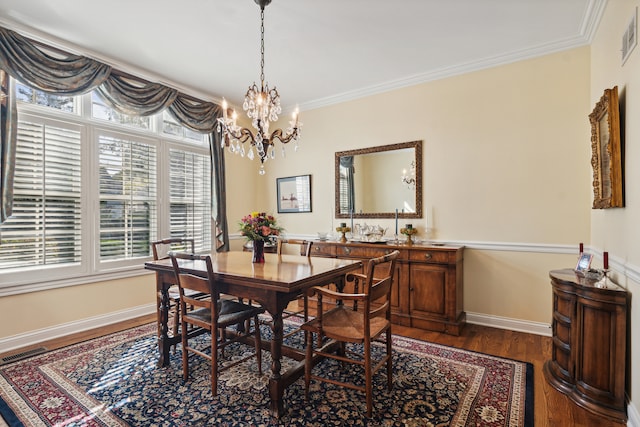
[217,0,301,175]
[260,8,265,89]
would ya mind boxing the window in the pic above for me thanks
[91,92,151,129]
[162,111,205,143]
[98,134,157,261]
[15,82,76,113]
[0,117,82,270]
[0,83,213,288]
[169,149,211,252]
[339,164,351,214]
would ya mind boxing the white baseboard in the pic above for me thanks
[628,401,639,427]
[0,303,156,354]
[466,311,552,337]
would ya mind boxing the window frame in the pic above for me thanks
[0,84,213,294]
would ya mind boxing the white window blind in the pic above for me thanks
[339,164,350,214]
[169,148,211,252]
[99,135,157,260]
[0,120,82,270]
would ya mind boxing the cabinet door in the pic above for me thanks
[575,296,627,411]
[409,263,449,319]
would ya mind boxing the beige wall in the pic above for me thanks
[589,0,640,418]
[0,275,156,338]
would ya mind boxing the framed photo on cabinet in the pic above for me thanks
[575,252,593,274]
[589,86,623,209]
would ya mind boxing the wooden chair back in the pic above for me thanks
[276,238,312,257]
[151,237,194,260]
[169,252,218,321]
[361,250,398,318]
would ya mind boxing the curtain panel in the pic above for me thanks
[0,26,227,247]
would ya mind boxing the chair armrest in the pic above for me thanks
[307,285,366,301]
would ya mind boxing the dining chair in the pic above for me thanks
[276,238,313,325]
[169,251,265,396]
[151,238,198,348]
[300,250,400,417]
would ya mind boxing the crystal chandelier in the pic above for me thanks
[217,0,301,175]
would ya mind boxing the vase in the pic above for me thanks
[252,240,265,263]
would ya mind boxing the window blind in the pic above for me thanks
[169,149,211,252]
[99,135,157,260]
[0,120,82,269]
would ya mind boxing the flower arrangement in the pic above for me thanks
[239,211,283,242]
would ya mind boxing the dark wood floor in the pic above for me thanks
[0,316,626,427]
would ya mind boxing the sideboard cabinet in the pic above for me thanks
[543,269,628,423]
[307,241,465,335]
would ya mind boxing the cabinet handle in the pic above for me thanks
[314,246,321,251]
[344,247,351,255]
[424,253,432,260]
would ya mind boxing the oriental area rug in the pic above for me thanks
[0,321,533,426]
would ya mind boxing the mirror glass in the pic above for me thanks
[335,140,422,219]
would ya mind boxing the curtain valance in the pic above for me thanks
[0,27,222,223]
[0,26,225,228]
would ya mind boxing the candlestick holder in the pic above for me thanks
[335,226,351,243]
[400,227,418,245]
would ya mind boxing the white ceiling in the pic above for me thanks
[0,0,605,112]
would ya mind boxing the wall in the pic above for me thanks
[589,0,639,422]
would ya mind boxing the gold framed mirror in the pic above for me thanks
[335,140,422,219]
[589,86,623,209]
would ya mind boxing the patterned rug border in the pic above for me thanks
[0,322,534,426]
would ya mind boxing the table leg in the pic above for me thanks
[157,284,171,367]
[268,309,285,417]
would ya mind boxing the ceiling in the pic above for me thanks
[0,0,605,112]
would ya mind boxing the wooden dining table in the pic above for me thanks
[144,250,362,418]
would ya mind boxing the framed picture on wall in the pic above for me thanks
[277,175,312,213]
[589,86,623,209]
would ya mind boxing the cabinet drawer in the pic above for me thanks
[310,244,336,257]
[408,249,450,264]
[336,245,396,259]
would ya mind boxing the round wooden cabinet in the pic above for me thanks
[543,268,628,423]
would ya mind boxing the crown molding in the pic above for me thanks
[298,0,607,112]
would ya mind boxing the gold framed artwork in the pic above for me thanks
[589,86,623,209]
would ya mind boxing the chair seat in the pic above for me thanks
[302,306,390,343]
[185,300,264,328]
